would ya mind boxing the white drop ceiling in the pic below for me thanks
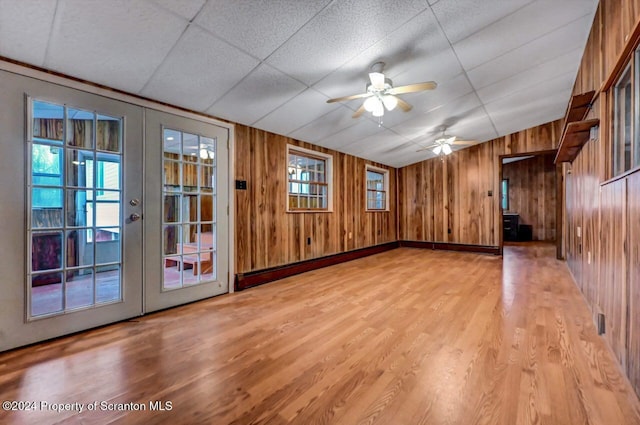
[0,0,597,168]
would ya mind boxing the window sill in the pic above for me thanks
[365,209,390,213]
[286,209,333,213]
[601,165,640,186]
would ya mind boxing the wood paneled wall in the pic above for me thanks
[234,125,396,274]
[398,120,561,246]
[502,154,557,241]
[565,0,640,396]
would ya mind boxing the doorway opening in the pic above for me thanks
[499,151,561,255]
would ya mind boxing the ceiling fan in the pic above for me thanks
[326,62,437,119]
[416,128,477,156]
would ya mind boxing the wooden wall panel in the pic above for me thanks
[502,154,557,241]
[598,179,627,369]
[627,171,640,395]
[564,0,640,395]
[399,120,561,247]
[234,125,397,274]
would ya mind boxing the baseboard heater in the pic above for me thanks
[235,240,500,291]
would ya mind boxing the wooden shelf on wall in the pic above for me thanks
[554,90,597,164]
[565,90,596,124]
[555,118,600,163]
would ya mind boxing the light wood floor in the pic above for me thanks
[1,244,639,424]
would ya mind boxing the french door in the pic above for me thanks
[0,70,144,351]
[143,109,229,312]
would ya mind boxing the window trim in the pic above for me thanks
[286,144,333,213]
[365,164,389,212]
[610,46,640,179]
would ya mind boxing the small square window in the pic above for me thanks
[287,145,332,212]
[365,165,389,211]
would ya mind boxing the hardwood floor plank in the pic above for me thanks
[1,244,639,424]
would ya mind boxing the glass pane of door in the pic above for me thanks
[28,100,123,318]
[162,128,216,290]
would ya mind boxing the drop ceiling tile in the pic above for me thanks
[253,88,339,136]
[484,75,573,136]
[141,25,259,111]
[150,0,206,21]
[0,0,56,66]
[466,16,593,92]
[313,8,452,99]
[391,92,483,140]
[476,50,583,104]
[340,129,408,157]
[315,118,383,150]
[431,0,534,44]
[367,141,431,168]
[207,63,306,126]
[491,91,570,136]
[195,0,331,60]
[266,0,428,85]
[45,0,188,93]
[288,106,359,144]
[453,0,597,70]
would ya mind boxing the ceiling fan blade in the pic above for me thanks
[352,104,366,118]
[396,97,413,112]
[326,92,372,103]
[388,81,437,95]
[416,143,438,152]
[452,140,477,146]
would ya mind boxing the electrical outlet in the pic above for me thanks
[577,226,581,238]
[488,190,493,197]
[588,251,591,264]
[448,228,451,234]
[307,237,311,245]
[348,231,352,239]
[597,313,605,335]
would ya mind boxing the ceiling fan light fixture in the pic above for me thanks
[442,144,452,155]
[371,99,385,117]
[364,96,379,112]
[433,145,442,155]
[369,72,385,90]
[382,95,398,111]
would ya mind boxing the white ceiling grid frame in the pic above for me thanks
[207,63,307,126]
[431,0,535,44]
[265,0,429,86]
[150,0,207,21]
[252,88,339,136]
[45,0,190,93]
[0,0,57,66]
[450,0,597,70]
[194,0,333,61]
[141,25,260,111]
[288,106,362,144]
[315,118,388,151]
[475,48,584,104]
[0,0,600,167]
[464,14,597,90]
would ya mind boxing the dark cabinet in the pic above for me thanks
[503,214,519,241]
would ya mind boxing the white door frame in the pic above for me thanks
[0,59,236,295]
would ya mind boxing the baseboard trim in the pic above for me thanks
[235,242,400,291]
[398,240,501,255]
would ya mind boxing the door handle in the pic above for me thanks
[129,213,142,222]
